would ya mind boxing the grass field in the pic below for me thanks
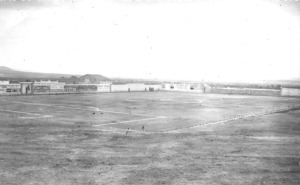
[0,92,300,184]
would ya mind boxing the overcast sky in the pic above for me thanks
[0,0,300,82]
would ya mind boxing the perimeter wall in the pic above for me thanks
[210,88,281,96]
[281,88,300,97]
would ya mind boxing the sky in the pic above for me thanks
[0,0,300,82]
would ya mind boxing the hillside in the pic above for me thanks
[0,66,78,82]
[0,66,14,72]
[0,66,113,84]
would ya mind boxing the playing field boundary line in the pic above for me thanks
[0,108,43,116]
[94,108,155,117]
[164,104,300,133]
[0,100,100,111]
[0,108,53,120]
[93,127,151,135]
[0,100,154,117]
[18,115,53,119]
[93,116,167,127]
[126,98,203,104]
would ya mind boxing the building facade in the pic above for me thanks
[0,83,20,94]
[281,88,300,97]
[33,80,65,93]
[0,81,9,85]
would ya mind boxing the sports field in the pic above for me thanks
[0,92,300,184]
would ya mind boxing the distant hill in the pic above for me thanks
[80,74,111,82]
[0,66,112,84]
[58,74,111,84]
[0,66,79,82]
[0,66,14,72]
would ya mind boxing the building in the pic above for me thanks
[162,82,190,91]
[281,87,300,97]
[202,83,212,93]
[64,84,77,92]
[20,82,33,95]
[96,83,111,92]
[75,74,112,92]
[162,83,171,90]
[0,82,20,94]
[0,81,9,85]
[33,80,65,93]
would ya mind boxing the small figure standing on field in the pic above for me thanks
[126,128,129,135]
[142,125,144,131]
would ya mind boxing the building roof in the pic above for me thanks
[80,74,111,81]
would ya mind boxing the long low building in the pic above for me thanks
[162,82,205,92]
[281,87,300,97]
[1,79,298,98]
[0,84,20,94]
[33,80,65,93]
[64,84,111,93]
[210,87,281,96]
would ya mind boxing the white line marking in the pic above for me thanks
[94,108,154,117]
[18,115,53,119]
[0,100,99,111]
[125,99,140,102]
[0,108,52,119]
[94,116,167,126]
[92,127,151,134]
[0,108,42,116]
[0,100,153,117]
[164,104,300,133]
[126,98,204,104]
[178,102,202,104]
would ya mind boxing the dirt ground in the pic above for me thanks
[0,92,299,184]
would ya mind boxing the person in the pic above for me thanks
[126,128,129,135]
[142,125,144,131]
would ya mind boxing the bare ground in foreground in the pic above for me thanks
[0,92,299,185]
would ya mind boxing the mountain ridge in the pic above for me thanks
[0,66,299,87]
[0,66,79,80]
